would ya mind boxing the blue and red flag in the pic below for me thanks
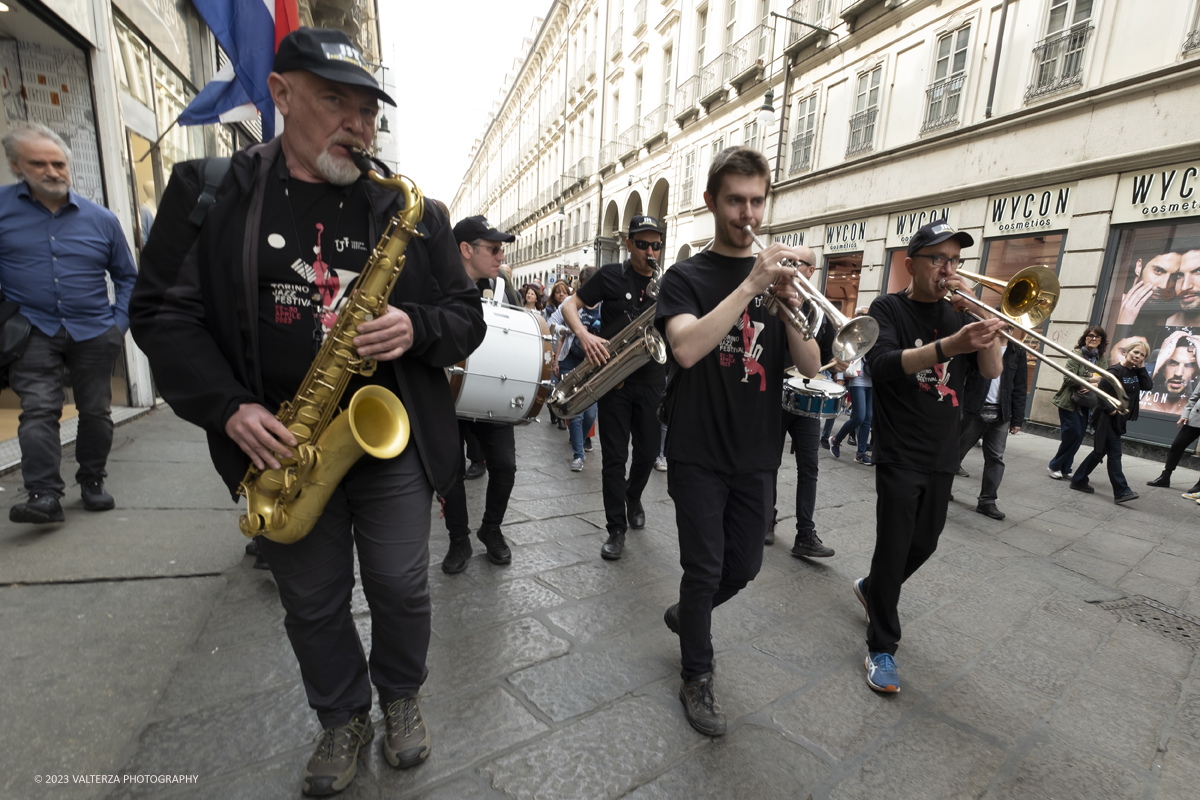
[179,0,300,140]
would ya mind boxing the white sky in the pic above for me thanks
[377,0,553,206]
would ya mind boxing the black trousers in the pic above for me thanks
[1164,423,1200,474]
[597,382,663,534]
[465,427,484,463]
[442,418,516,539]
[772,410,820,539]
[257,448,432,728]
[669,461,771,679]
[863,464,954,656]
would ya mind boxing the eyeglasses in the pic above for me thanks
[632,240,663,251]
[912,254,964,269]
[1084,333,1101,340]
[472,242,503,256]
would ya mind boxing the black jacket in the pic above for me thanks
[129,139,485,498]
[962,343,1027,427]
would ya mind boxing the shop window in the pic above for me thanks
[115,18,154,108]
[885,251,910,294]
[823,254,862,317]
[1099,222,1200,418]
[979,235,1064,395]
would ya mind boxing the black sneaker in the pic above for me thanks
[476,526,511,565]
[464,461,486,480]
[442,538,472,574]
[679,673,726,736]
[1069,480,1095,494]
[302,713,374,797]
[975,504,1006,520]
[9,492,65,524]
[81,480,115,511]
[584,437,593,452]
[764,520,775,545]
[663,603,680,635]
[819,437,830,450]
[1114,491,1139,504]
[383,697,430,769]
[791,529,835,558]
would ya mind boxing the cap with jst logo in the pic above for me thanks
[906,219,974,257]
[628,215,664,237]
[274,28,396,106]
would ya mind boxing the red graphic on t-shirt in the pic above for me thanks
[915,328,958,405]
[741,309,766,391]
[313,223,341,330]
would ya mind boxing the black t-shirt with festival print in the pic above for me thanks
[257,162,398,412]
[865,291,977,474]
[576,260,665,386]
[654,250,788,473]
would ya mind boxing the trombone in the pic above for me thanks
[939,267,1129,413]
[744,226,879,363]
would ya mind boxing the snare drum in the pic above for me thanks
[448,302,553,424]
[782,375,846,419]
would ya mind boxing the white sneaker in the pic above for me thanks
[654,456,668,472]
[1048,468,1063,480]
[1183,490,1200,500]
[570,457,584,472]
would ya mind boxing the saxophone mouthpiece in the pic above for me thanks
[346,146,376,176]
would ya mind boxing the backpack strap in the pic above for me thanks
[187,157,232,226]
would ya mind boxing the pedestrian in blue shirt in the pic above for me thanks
[0,123,137,523]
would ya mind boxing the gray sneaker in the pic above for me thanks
[654,455,668,472]
[383,697,430,769]
[791,529,835,558]
[302,713,374,796]
[679,673,726,736]
[570,457,584,472]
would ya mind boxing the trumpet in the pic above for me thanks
[743,226,879,363]
[938,267,1129,413]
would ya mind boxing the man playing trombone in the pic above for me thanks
[654,147,821,736]
[855,220,1003,695]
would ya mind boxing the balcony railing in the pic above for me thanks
[674,75,701,122]
[700,53,732,105]
[642,103,672,144]
[729,25,772,88]
[610,27,623,60]
[921,74,965,134]
[586,51,597,79]
[573,156,593,186]
[846,107,878,156]
[1025,23,1093,102]
[789,130,815,175]
[570,65,585,94]
[599,141,621,170]
[679,176,693,211]
[619,124,644,159]
[633,0,647,34]
[785,0,826,53]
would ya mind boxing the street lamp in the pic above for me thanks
[757,86,775,151]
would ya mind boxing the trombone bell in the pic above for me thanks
[956,266,1059,328]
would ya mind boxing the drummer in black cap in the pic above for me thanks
[129,27,486,797]
[561,214,666,560]
[436,215,522,575]
[853,219,1003,696]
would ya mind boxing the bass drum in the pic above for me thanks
[448,302,553,424]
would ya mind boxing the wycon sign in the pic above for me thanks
[1112,161,1200,224]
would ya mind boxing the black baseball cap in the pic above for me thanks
[629,215,664,237]
[907,219,973,257]
[274,28,396,106]
[453,215,516,245]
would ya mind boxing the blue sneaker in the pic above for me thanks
[830,438,841,458]
[864,651,900,693]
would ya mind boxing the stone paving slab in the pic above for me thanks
[9,407,1200,799]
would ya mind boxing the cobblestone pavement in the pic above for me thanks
[4,408,1200,799]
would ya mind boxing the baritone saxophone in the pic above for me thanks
[238,148,422,544]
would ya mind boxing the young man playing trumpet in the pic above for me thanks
[855,220,1003,694]
[654,147,821,736]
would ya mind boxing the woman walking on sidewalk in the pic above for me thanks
[1069,338,1152,504]
[1048,326,1107,480]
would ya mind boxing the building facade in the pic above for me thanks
[451,0,1200,445]
[0,0,381,411]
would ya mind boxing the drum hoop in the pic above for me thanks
[526,310,553,420]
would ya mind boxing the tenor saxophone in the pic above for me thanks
[546,258,667,419]
[238,148,422,544]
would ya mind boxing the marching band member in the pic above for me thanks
[561,215,666,560]
[129,29,485,796]
[655,147,821,736]
[855,220,1002,695]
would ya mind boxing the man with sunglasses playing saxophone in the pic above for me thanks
[560,215,665,560]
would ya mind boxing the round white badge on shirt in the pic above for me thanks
[267,234,286,249]
[626,292,632,300]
